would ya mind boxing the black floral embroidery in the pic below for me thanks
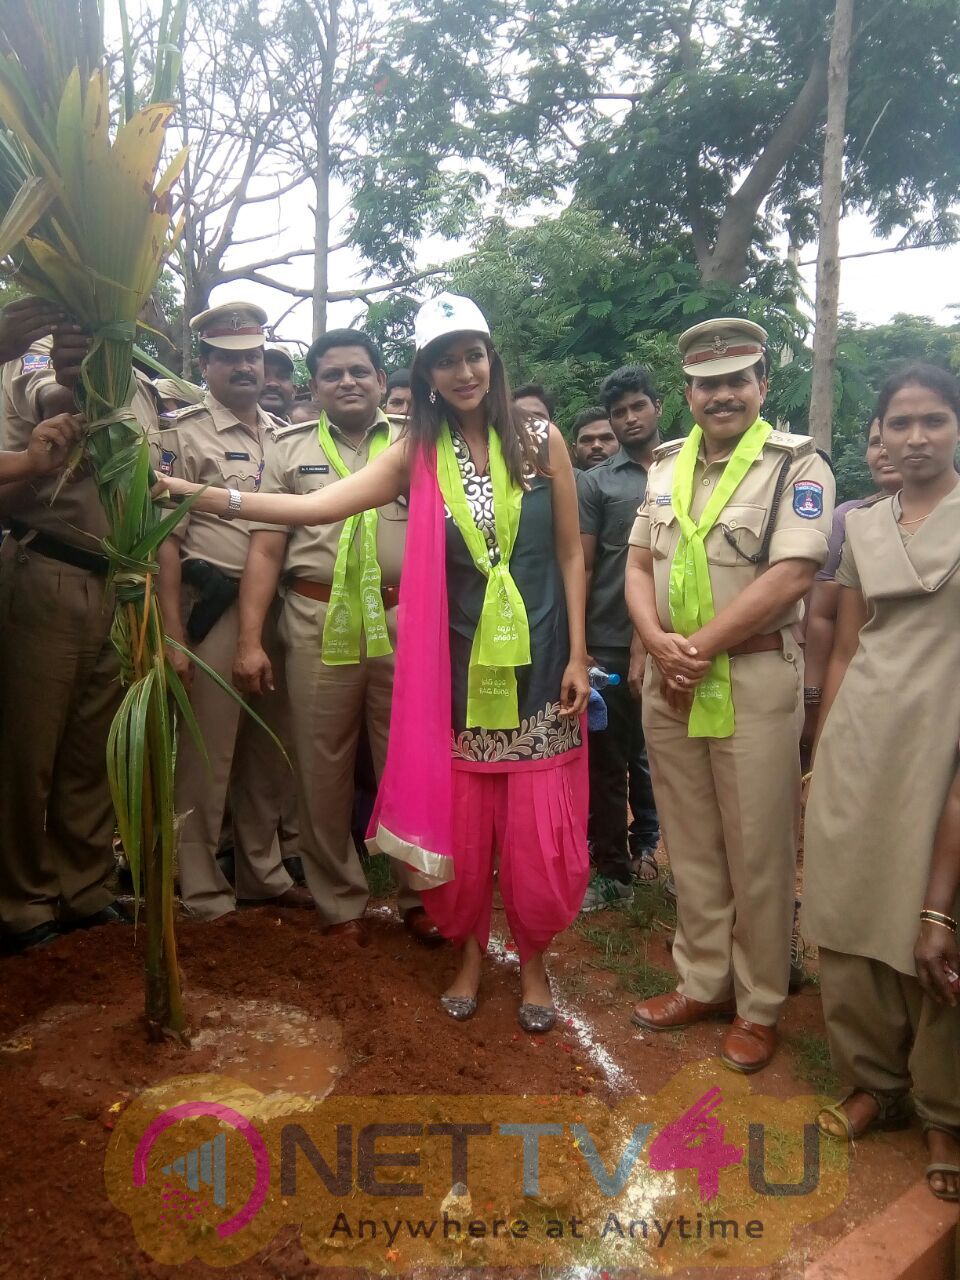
[452,701,582,763]
[446,429,496,546]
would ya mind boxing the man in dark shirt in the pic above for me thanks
[578,366,662,910]
[572,406,619,470]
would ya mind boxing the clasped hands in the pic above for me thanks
[646,630,710,714]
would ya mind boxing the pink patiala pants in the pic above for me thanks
[421,748,589,963]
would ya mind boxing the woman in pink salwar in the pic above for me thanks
[156,294,590,1033]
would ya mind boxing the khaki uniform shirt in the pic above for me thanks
[629,430,834,632]
[0,341,160,551]
[152,393,282,577]
[250,412,407,587]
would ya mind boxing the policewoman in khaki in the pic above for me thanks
[154,303,305,919]
[235,329,434,942]
[804,364,960,1200]
[625,319,834,1072]
[0,334,159,948]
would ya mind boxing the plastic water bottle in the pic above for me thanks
[588,666,621,691]
[587,666,621,730]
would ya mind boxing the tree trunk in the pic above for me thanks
[808,0,856,455]
[311,0,338,337]
[699,51,829,286]
[313,163,329,337]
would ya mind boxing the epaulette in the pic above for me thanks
[765,430,814,457]
[270,418,317,442]
[861,491,889,508]
[155,402,206,434]
[652,439,684,462]
[169,402,208,421]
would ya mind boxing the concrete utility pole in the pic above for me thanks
[808,0,856,456]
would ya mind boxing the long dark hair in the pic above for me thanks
[408,334,541,486]
[876,363,960,425]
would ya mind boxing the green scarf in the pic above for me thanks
[668,417,772,737]
[316,412,392,665]
[436,421,530,728]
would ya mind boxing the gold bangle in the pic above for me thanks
[921,907,958,925]
[920,917,958,934]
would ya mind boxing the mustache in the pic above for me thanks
[705,401,747,414]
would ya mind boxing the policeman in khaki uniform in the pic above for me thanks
[234,329,437,942]
[0,331,160,948]
[625,318,835,1072]
[154,303,308,919]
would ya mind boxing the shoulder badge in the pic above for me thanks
[170,402,207,422]
[158,447,177,477]
[652,439,684,462]
[792,480,824,520]
[21,352,51,375]
[765,430,814,457]
[270,418,316,442]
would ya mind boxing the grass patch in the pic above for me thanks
[576,895,676,999]
[786,1031,840,1094]
[361,851,395,898]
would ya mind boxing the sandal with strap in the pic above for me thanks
[816,1090,912,1141]
[923,1126,960,1202]
[630,850,659,883]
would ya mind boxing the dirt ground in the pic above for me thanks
[0,871,940,1280]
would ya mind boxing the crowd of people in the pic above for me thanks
[0,289,957,1199]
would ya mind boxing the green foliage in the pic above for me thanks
[359,0,960,288]
[435,206,806,435]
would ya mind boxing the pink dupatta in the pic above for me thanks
[366,446,456,887]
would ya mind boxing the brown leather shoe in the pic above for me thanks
[322,918,368,944]
[403,906,444,946]
[237,885,315,910]
[721,1017,778,1073]
[631,990,736,1031]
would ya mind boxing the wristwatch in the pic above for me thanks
[224,487,243,519]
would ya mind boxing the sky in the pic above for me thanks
[212,202,960,360]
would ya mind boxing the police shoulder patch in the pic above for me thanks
[271,419,316,442]
[652,439,684,462]
[159,448,177,477]
[170,403,207,422]
[766,430,814,457]
[21,352,51,374]
[792,480,824,519]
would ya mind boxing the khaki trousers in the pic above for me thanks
[279,590,419,926]
[819,948,960,1134]
[642,645,803,1024]
[175,593,294,918]
[0,539,120,932]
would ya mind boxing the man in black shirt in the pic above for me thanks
[572,406,619,471]
[578,366,662,910]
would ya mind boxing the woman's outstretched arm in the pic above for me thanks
[156,437,410,525]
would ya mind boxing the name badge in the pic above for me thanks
[225,451,251,461]
[655,494,672,506]
[299,464,329,475]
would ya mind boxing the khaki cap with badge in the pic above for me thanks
[190,302,267,351]
[678,317,768,378]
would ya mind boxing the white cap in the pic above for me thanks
[414,292,490,353]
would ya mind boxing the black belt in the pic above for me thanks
[8,521,109,576]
